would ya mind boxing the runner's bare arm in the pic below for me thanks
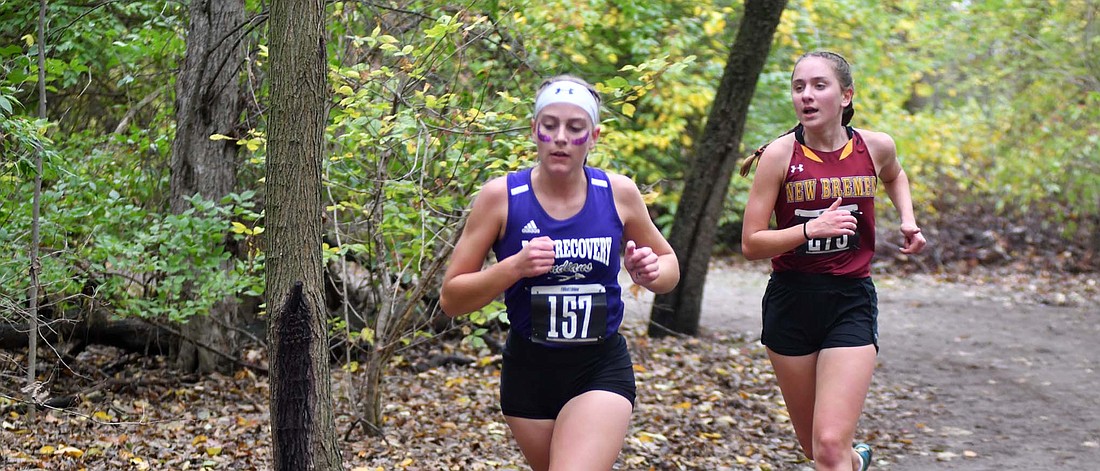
[610,173,679,293]
[864,130,926,254]
[440,178,555,316]
[741,135,814,260]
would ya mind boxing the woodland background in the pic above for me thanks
[1,0,1098,469]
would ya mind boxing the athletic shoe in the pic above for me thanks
[854,443,873,471]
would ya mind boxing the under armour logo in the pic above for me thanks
[555,87,574,95]
[790,164,804,174]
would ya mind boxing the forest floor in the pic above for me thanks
[641,258,1100,470]
[2,258,1098,470]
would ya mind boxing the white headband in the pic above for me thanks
[534,80,600,125]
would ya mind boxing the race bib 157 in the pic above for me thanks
[530,284,607,345]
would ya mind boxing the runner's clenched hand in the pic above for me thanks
[513,236,556,278]
[624,240,659,285]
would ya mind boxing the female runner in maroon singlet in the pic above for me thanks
[740,52,927,471]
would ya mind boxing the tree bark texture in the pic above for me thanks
[649,0,788,337]
[266,0,341,468]
[169,0,246,373]
[272,283,315,469]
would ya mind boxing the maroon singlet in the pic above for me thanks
[771,128,878,278]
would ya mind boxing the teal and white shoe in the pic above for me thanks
[854,443,873,471]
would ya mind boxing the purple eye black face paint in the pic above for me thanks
[536,131,590,145]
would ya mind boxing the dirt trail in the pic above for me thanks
[623,260,1100,470]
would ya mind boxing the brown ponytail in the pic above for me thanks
[739,124,800,177]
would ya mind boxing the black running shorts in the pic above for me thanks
[500,332,636,420]
[760,271,879,356]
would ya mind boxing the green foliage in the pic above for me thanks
[1,139,263,321]
[0,1,186,134]
[0,58,259,323]
[327,13,524,257]
[83,193,262,323]
[2,0,1099,335]
[463,300,508,349]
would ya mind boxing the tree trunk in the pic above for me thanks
[27,0,48,421]
[649,0,787,337]
[169,0,246,373]
[266,0,342,468]
[361,350,386,435]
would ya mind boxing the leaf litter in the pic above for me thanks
[2,314,935,471]
[5,250,1096,470]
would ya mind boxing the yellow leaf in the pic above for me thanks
[57,446,84,458]
[209,133,235,141]
[674,401,692,409]
[399,458,414,467]
[359,327,375,344]
[22,34,34,47]
[205,446,223,456]
[192,434,208,446]
[622,103,636,118]
[641,190,659,205]
[93,411,112,421]
[231,221,250,235]
[38,445,56,455]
